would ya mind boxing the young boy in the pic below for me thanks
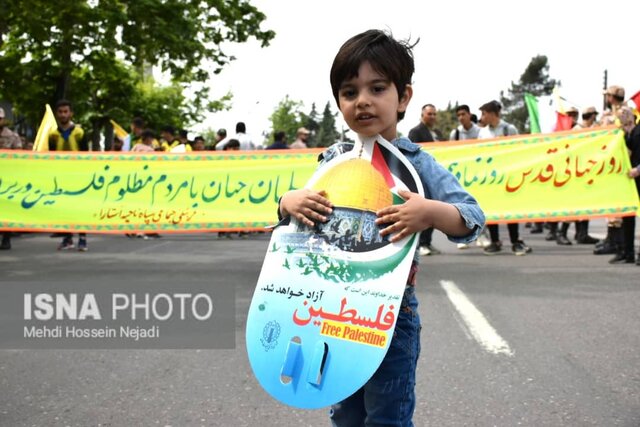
[278,30,485,426]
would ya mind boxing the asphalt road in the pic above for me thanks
[1,220,639,427]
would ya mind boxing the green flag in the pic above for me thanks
[524,93,541,134]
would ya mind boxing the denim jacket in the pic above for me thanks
[319,137,485,262]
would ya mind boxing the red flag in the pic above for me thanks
[554,112,573,131]
[630,90,640,110]
[371,141,395,188]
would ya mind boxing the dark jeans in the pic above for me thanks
[488,223,519,244]
[329,288,421,427]
[418,228,433,247]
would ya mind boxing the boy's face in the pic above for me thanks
[337,61,411,141]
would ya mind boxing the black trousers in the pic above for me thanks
[488,223,519,244]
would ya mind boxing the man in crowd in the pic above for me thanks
[213,128,228,150]
[266,130,289,150]
[478,100,532,256]
[408,103,443,142]
[577,107,598,129]
[48,100,89,251]
[408,103,443,255]
[290,127,310,149]
[0,107,21,149]
[449,104,481,141]
[159,126,181,151]
[216,122,255,150]
[1,107,23,250]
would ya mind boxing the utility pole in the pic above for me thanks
[602,69,608,111]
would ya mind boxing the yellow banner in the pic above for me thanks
[0,127,637,233]
[427,127,638,223]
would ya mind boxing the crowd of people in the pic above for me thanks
[1,84,639,263]
[405,84,640,267]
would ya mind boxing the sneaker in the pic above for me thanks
[426,245,441,255]
[609,253,634,264]
[530,224,544,234]
[77,239,88,252]
[145,233,161,239]
[58,237,74,250]
[483,241,502,255]
[476,235,491,248]
[576,235,599,244]
[512,240,532,256]
[419,245,431,256]
[457,243,469,249]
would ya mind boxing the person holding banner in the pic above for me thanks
[0,107,22,250]
[478,100,532,256]
[48,100,89,251]
[0,107,22,150]
[610,107,640,264]
[408,104,443,256]
[279,29,485,426]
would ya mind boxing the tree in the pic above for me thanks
[301,103,320,147]
[436,101,459,140]
[0,0,274,140]
[268,96,305,145]
[499,55,558,133]
[315,102,340,147]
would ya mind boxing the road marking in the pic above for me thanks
[440,280,514,356]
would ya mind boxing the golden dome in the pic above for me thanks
[312,158,392,212]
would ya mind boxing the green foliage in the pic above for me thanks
[268,95,305,144]
[315,102,340,148]
[300,102,320,147]
[500,55,558,133]
[436,101,459,140]
[0,0,273,141]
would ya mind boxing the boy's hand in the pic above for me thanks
[375,190,430,243]
[280,189,333,228]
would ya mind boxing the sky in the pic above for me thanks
[196,0,638,143]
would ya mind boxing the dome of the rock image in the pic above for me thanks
[289,158,393,253]
[312,159,392,213]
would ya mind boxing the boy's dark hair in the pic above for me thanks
[479,100,501,115]
[236,122,246,133]
[55,99,73,111]
[455,104,471,114]
[194,136,205,143]
[470,113,478,124]
[330,29,416,122]
[178,129,188,138]
[225,139,240,150]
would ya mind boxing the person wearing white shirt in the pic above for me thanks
[449,104,480,141]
